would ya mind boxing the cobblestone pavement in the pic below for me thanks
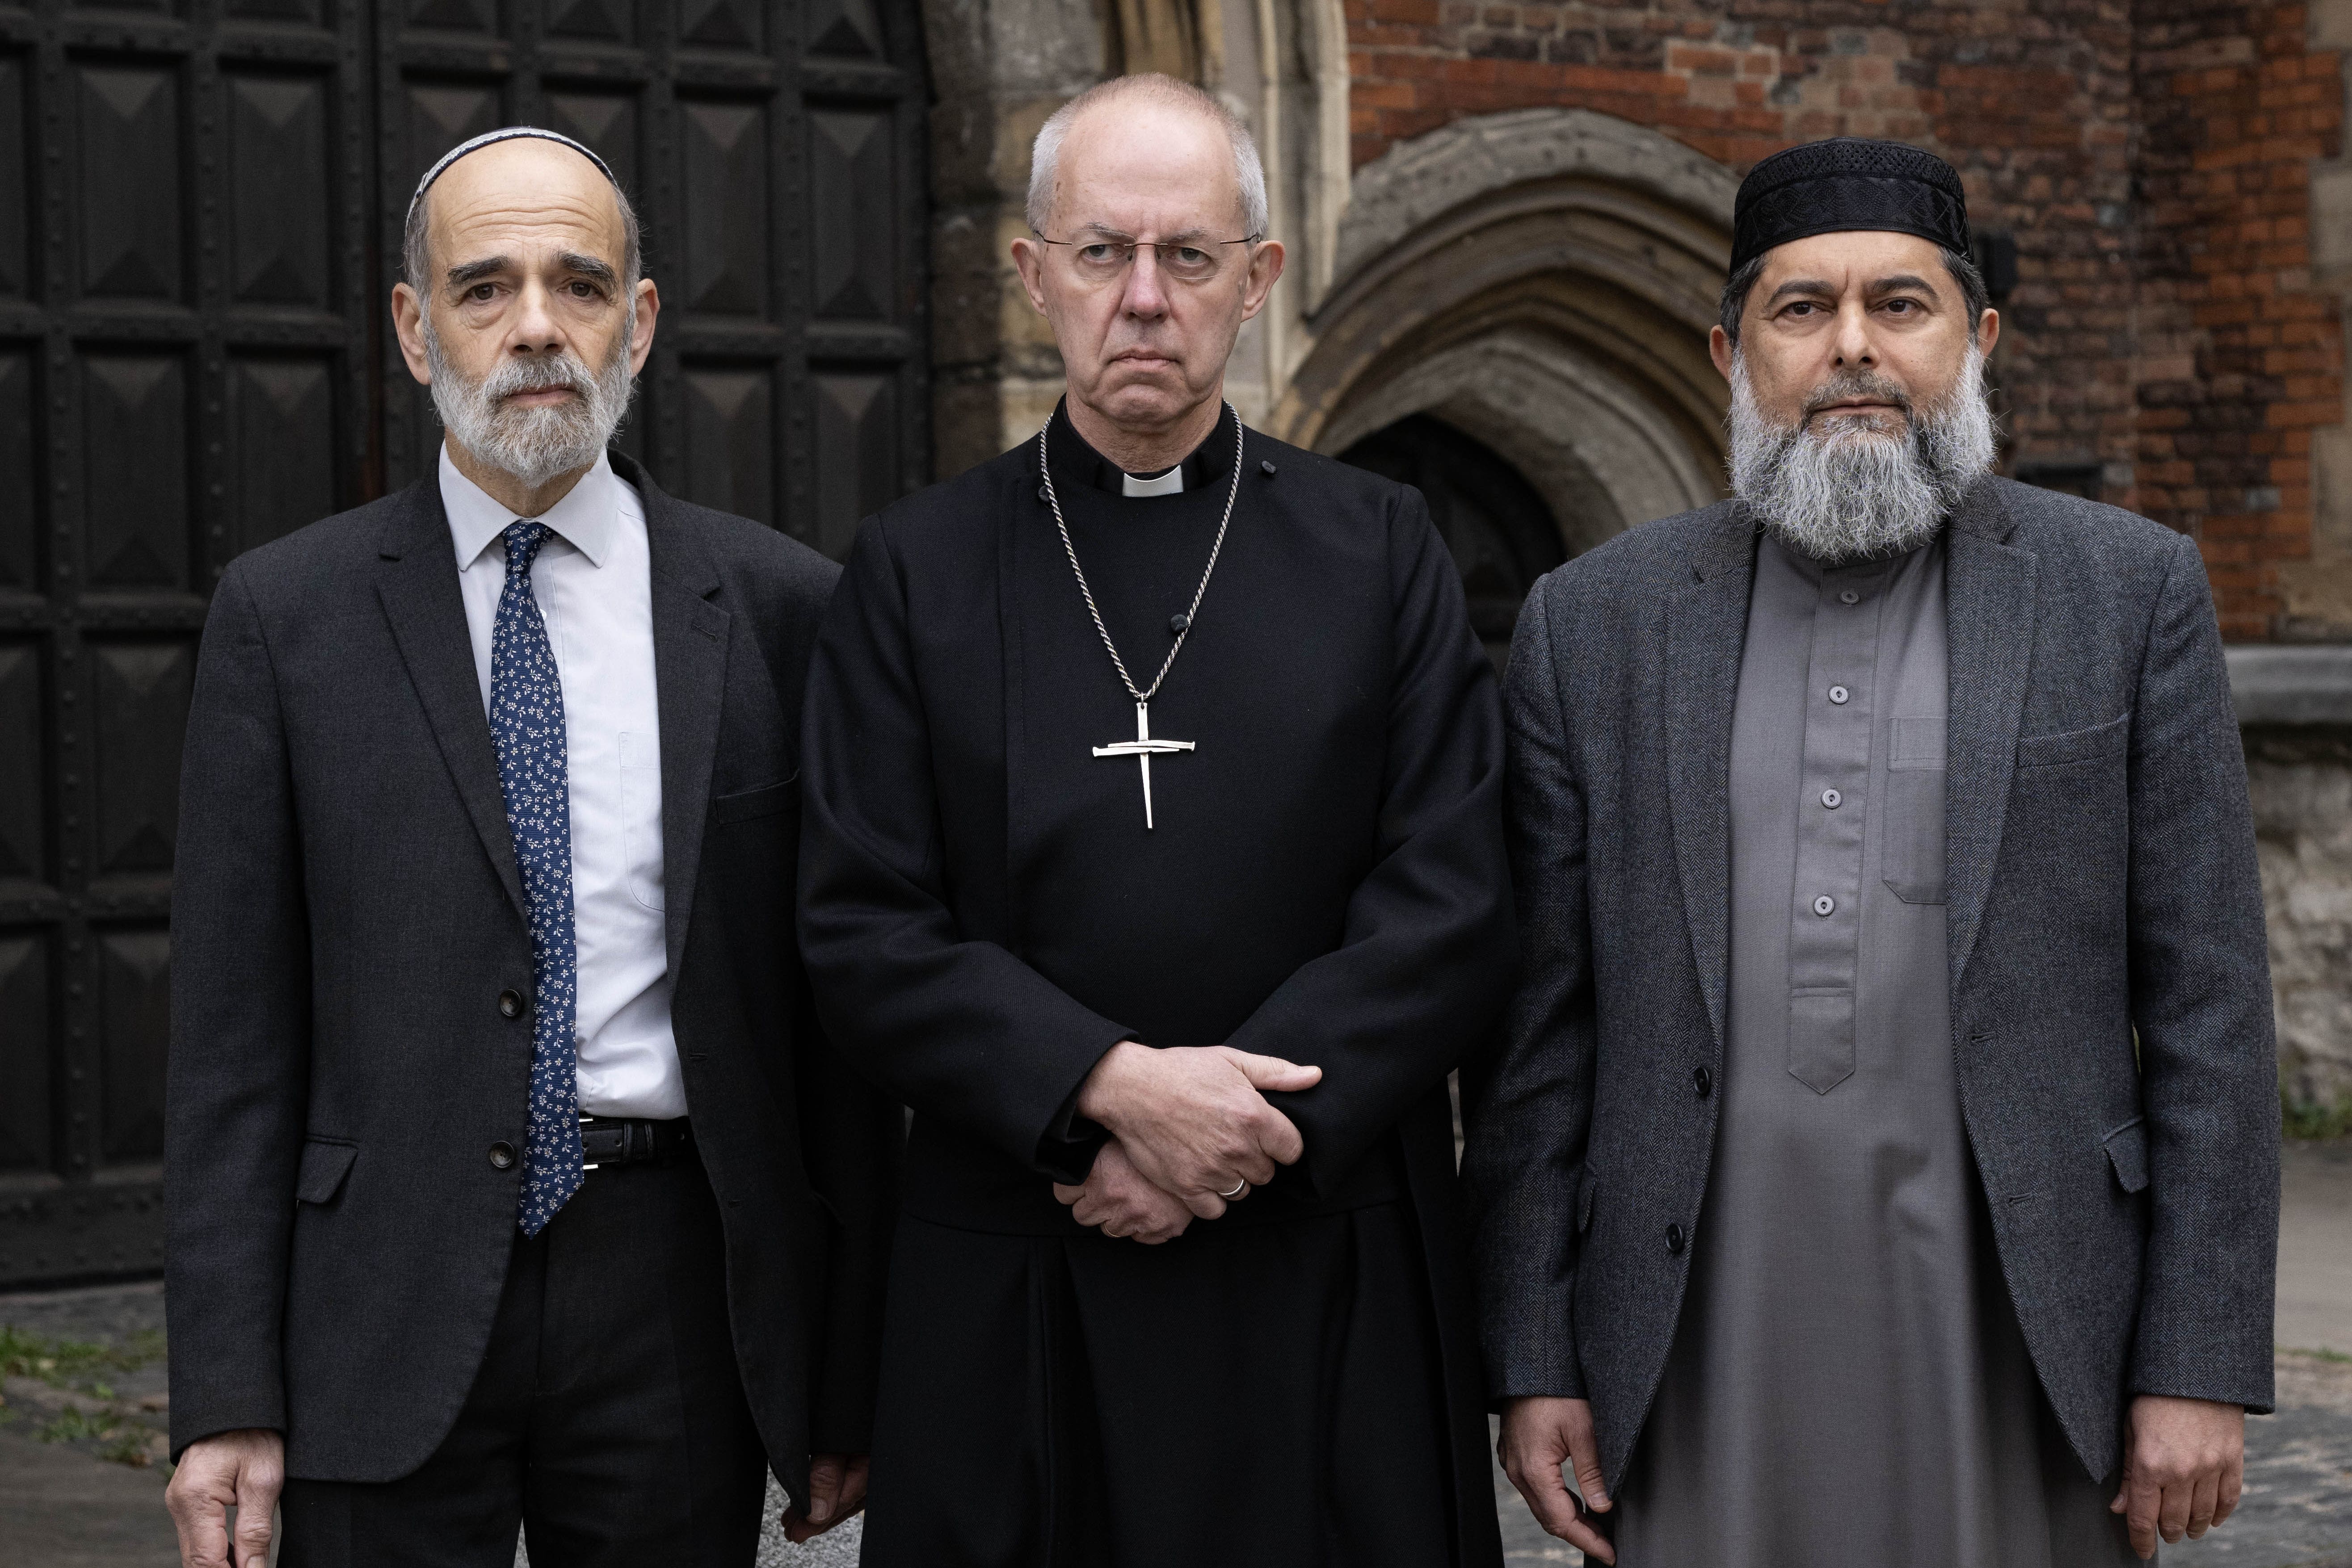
[9,1141,2350,1567]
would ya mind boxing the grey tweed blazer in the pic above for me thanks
[1461,476,2280,1489]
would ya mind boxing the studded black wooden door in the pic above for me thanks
[0,0,929,1287]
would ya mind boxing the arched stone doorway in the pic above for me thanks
[1271,109,1738,573]
[1338,415,1564,666]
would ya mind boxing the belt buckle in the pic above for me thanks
[579,1112,604,1173]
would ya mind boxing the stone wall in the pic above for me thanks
[2249,731,2352,1111]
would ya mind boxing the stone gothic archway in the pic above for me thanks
[1271,109,1738,557]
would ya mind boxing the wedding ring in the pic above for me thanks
[1218,1177,1248,1199]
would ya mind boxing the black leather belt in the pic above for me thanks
[578,1115,692,1171]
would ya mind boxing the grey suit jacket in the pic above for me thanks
[1462,477,2280,1488]
[164,454,901,1500]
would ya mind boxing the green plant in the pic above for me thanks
[33,1406,111,1445]
[2281,1087,2352,1142]
[96,1428,158,1468]
[0,1325,163,1388]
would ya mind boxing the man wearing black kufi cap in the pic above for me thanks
[1466,137,2280,1564]
[162,127,894,1564]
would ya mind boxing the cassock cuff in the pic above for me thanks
[1031,1032,1129,1185]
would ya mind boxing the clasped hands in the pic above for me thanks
[1051,1041,1321,1244]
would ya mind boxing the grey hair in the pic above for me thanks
[1717,244,1989,345]
[403,156,644,296]
[1026,74,1269,240]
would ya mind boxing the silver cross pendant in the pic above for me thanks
[1091,701,1195,830]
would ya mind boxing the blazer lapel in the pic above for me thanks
[1664,507,1758,1052]
[1944,479,2037,990]
[375,479,528,920]
[631,458,732,980]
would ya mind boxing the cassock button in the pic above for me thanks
[1169,613,1191,634]
[1693,1065,1713,1098]
[488,1141,517,1171]
[1666,1223,1687,1255]
[1260,459,1277,476]
[497,989,526,1020]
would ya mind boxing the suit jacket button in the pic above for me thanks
[498,989,526,1019]
[1693,1065,1713,1098]
[488,1141,517,1171]
[1666,1223,1686,1255]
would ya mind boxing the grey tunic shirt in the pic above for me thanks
[1612,533,2133,1565]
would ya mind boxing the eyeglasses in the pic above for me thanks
[1032,231,1262,286]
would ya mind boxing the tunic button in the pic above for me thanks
[1839,589,1860,605]
[1037,484,1050,503]
[497,989,526,1019]
[1693,1065,1713,1097]
[488,1141,517,1171]
[1170,613,1191,634]
[1813,894,1836,916]
[1821,788,1842,809]
[1260,459,1277,476]
[1828,685,1850,705]
[1666,1223,1687,1255]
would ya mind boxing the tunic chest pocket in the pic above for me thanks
[1883,716,1947,906]
[620,730,665,912]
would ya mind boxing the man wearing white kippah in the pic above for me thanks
[161,128,896,1567]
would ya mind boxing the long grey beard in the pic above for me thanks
[1728,345,1996,564]
[424,305,637,489]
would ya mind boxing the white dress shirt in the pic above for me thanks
[442,445,686,1120]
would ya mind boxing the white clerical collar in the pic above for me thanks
[1121,467,1185,498]
[441,443,617,570]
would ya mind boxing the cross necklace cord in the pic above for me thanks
[1038,402,1244,829]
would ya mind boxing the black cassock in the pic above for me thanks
[799,407,1513,1568]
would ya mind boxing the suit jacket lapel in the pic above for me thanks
[631,458,732,981]
[375,479,528,920]
[1665,507,1757,1052]
[1944,479,2037,990]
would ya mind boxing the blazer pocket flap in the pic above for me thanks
[1576,1168,1599,1234]
[712,775,799,824]
[2102,1118,2150,1194]
[2016,711,2129,769]
[295,1139,358,1205]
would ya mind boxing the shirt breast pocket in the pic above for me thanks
[620,730,665,912]
[1883,716,1947,906]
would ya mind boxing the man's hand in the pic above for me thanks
[1499,1396,1614,1565]
[1053,1137,1195,1242]
[165,1428,284,1568]
[1074,1042,1320,1219]
[781,1452,869,1543]
[2111,1394,2245,1558]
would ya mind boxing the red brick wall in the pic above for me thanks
[1346,0,2345,635]
[2135,3,2342,636]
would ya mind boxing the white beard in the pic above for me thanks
[423,304,638,489]
[1727,343,1997,564]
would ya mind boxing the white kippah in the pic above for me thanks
[407,126,620,226]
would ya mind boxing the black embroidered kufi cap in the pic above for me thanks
[1730,138,1970,273]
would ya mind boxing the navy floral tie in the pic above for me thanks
[488,521,583,1236]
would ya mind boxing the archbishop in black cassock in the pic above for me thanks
[797,388,1515,1567]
